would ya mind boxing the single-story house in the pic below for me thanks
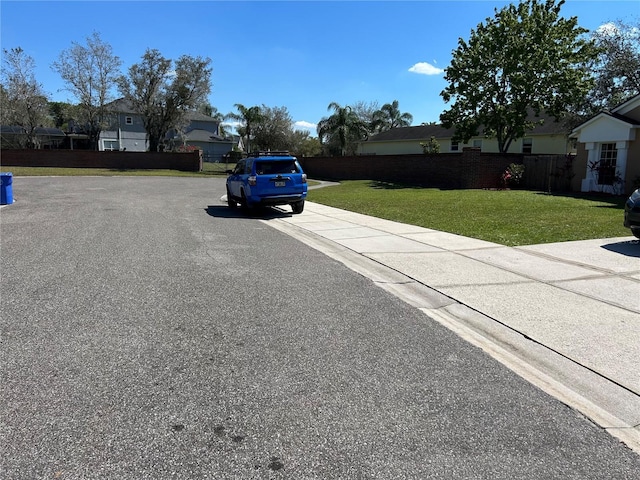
[0,126,66,149]
[571,94,640,195]
[358,113,575,156]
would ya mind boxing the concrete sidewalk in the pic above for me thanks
[268,201,640,453]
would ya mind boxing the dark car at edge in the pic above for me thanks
[624,188,640,239]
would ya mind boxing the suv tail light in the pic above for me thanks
[248,175,257,186]
[302,173,307,184]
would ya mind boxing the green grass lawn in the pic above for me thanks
[5,167,628,246]
[308,180,629,246]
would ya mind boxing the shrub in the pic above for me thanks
[501,163,525,188]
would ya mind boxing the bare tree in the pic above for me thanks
[1,47,50,148]
[118,49,212,152]
[352,100,380,131]
[51,32,122,150]
[586,19,640,112]
[252,105,294,151]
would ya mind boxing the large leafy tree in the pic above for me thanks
[118,49,212,152]
[1,47,50,148]
[440,0,597,153]
[225,104,263,153]
[289,130,322,157]
[372,100,413,133]
[48,101,78,130]
[52,32,122,150]
[317,102,368,156]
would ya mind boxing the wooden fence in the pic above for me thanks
[299,149,576,192]
[0,149,202,172]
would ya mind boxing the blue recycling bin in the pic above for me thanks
[1,172,14,205]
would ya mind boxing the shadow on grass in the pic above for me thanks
[535,191,626,208]
[366,181,439,190]
[601,239,640,257]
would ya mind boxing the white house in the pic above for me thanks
[571,94,640,194]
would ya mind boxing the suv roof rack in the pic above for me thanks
[248,151,291,157]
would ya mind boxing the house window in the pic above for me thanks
[522,138,533,154]
[472,139,482,150]
[450,140,459,152]
[125,116,133,125]
[598,143,617,185]
[103,140,119,151]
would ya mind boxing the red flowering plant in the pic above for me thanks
[501,169,512,188]
[175,144,200,153]
[501,163,524,189]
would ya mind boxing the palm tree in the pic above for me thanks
[225,103,263,152]
[372,100,413,133]
[317,102,368,156]
[200,104,228,137]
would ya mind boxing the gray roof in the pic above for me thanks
[107,98,137,114]
[107,98,218,123]
[186,111,219,122]
[1,126,66,136]
[184,129,229,143]
[365,112,568,143]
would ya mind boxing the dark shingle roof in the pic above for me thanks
[365,112,568,143]
[607,111,640,126]
[367,124,456,142]
[179,129,229,142]
[1,126,65,136]
[107,98,137,113]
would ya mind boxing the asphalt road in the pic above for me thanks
[1,176,639,479]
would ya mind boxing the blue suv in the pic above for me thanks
[226,152,308,214]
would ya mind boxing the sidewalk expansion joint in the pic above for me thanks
[268,215,640,452]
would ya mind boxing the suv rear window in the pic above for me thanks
[255,160,300,175]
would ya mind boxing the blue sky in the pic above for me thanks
[1,0,638,135]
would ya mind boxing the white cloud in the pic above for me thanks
[408,62,444,76]
[221,121,241,134]
[596,22,618,37]
[295,120,316,131]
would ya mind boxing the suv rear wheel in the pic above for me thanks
[240,190,251,210]
[291,200,305,214]
[226,187,238,208]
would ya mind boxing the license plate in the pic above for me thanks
[274,181,286,187]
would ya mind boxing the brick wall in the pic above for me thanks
[299,148,527,190]
[0,149,202,172]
